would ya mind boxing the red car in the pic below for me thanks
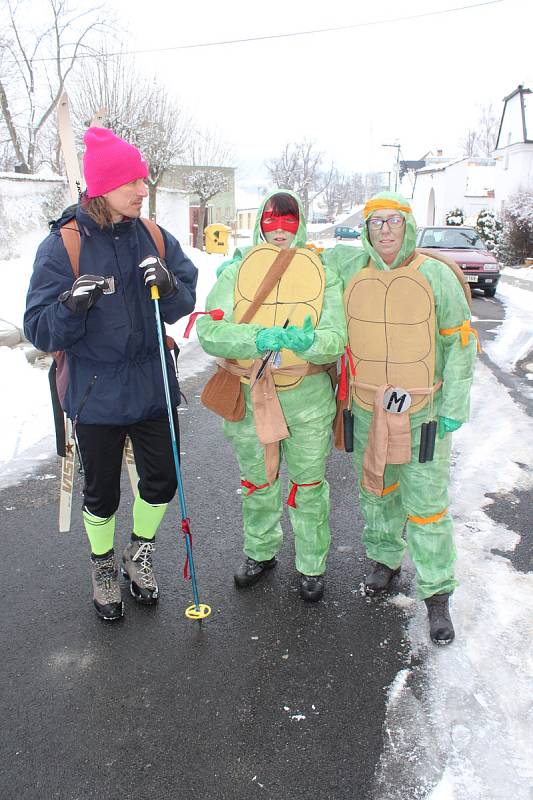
[416,226,500,297]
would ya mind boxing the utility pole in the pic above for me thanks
[382,143,401,192]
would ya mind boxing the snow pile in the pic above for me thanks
[0,175,69,260]
[484,280,533,371]
[0,346,54,488]
[502,265,533,282]
[375,360,533,800]
[0,230,46,332]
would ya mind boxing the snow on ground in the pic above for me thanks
[375,341,533,797]
[502,264,533,282]
[483,272,533,372]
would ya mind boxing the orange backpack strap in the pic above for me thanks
[59,217,165,278]
[141,217,165,260]
[59,219,81,278]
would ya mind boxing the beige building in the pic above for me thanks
[161,165,236,238]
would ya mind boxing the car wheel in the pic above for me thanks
[484,287,497,298]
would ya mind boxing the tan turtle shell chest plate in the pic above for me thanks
[234,244,325,389]
[344,256,436,412]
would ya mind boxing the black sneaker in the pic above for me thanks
[424,593,455,645]
[299,574,324,602]
[364,561,401,595]
[234,556,277,588]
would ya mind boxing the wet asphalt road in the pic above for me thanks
[1,277,531,800]
[1,363,412,800]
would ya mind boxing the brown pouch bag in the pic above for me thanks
[200,365,245,422]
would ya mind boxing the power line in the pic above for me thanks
[7,0,504,64]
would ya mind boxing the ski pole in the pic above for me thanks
[150,285,211,621]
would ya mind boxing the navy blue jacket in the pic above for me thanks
[24,206,198,425]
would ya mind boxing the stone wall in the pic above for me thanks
[0,173,70,260]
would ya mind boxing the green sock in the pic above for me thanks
[132,495,168,540]
[83,509,116,555]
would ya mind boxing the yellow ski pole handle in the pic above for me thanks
[151,285,160,301]
[185,603,212,620]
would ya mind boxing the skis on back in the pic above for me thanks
[55,91,139,532]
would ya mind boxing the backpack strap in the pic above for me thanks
[59,220,81,278]
[140,217,165,260]
[59,217,166,278]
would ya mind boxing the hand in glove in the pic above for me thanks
[438,416,462,439]
[59,275,108,314]
[139,256,176,298]
[280,315,315,352]
[256,326,286,353]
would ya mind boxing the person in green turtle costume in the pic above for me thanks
[197,190,346,601]
[324,191,478,644]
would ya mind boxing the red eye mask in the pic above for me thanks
[260,212,299,234]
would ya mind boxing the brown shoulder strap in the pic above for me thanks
[59,220,81,278]
[240,248,297,325]
[59,217,166,276]
[141,217,165,259]
[416,248,472,308]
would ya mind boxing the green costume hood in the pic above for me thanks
[361,190,417,270]
[253,188,307,248]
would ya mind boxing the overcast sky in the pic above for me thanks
[14,0,532,190]
[105,0,530,187]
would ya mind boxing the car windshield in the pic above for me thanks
[419,228,484,250]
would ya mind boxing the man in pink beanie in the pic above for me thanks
[24,127,198,622]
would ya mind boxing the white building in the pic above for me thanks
[403,157,495,227]
[493,84,533,217]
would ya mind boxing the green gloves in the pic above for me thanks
[280,315,315,352]
[438,416,462,439]
[256,316,316,353]
[256,326,286,352]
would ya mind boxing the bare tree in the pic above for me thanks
[72,49,191,219]
[181,129,234,248]
[322,169,355,216]
[265,140,334,218]
[0,0,110,173]
[460,104,499,159]
[477,103,498,157]
[461,128,479,157]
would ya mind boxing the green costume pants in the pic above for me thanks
[223,376,335,576]
[353,407,459,599]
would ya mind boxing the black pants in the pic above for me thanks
[76,416,179,518]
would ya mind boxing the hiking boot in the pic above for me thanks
[299,574,324,602]
[424,593,455,645]
[364,561,401,595]
[91,552,123,621]
[234,556,277,588]
[121,537,159,605]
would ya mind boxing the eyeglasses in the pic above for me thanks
[368,215,404,230]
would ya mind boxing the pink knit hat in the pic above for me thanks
[82,127,148,198]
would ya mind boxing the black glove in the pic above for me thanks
[139,256,177,298]
[59,275,108,314]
